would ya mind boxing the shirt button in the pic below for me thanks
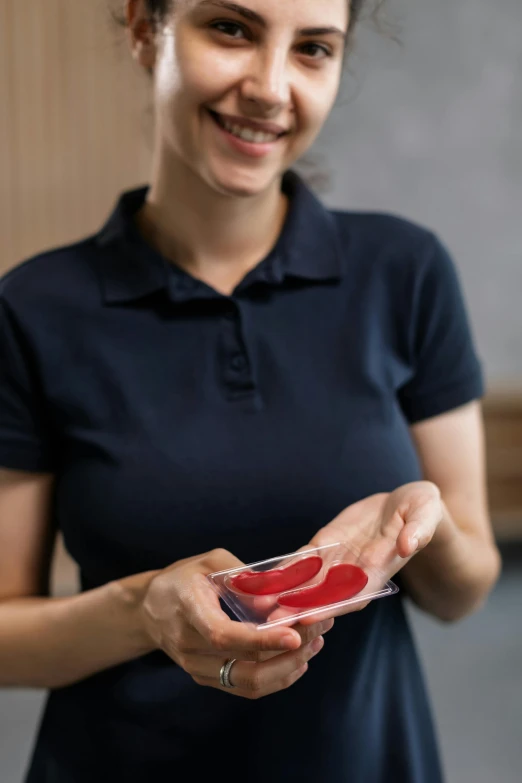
[231,355,247,371]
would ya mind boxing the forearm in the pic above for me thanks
[0,571,158,689]
[401,501,501,622]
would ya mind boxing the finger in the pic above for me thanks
[222,617,333,662]
[188,573,302,654]
[266,602,337,626]
[291,608,339,625]
[396,525,420,558]
[398,517,437,557]
[295,618,335,643]
[194,636,325,695]
[232,636,325,691]
[396,492,443,557]
[169,624,257,660]
[173,615,306,659]
[206,663,310,700]
[256,618,335,662]
[248,593,280,613]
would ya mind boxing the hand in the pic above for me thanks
[139,548,333,699]
[295,482,444,624]
[313,480,444,572]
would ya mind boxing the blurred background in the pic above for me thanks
[0,0,521,781]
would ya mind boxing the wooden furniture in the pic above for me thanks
[483,390,522,541]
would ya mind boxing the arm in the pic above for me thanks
[0,469,157,689]
[307,402,501,625]
[309,237,498,623]
[0,296,327,693]
[401,401,501,622]
[0,469,325,694]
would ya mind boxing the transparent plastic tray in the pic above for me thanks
[207,542,399,629]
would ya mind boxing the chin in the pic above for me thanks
[206,163,281,199]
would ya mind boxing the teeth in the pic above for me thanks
[222,119,278,144]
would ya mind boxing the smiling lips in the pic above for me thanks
[208,109,289,151]
[230,557,368,608]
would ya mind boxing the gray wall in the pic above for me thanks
[312,0,521,383]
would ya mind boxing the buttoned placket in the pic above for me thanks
[168,272,260,404]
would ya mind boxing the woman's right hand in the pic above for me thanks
[138,548,333,700]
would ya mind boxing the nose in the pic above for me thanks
[240,48,290,114]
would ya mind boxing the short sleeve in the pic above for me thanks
[398,233,485,424]
[0,298,57,471]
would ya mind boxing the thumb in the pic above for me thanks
[397,495,443,558]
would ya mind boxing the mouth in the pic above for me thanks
[207,109,288,145]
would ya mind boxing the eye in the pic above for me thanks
[299,43,333,60]
[209,20,248,40]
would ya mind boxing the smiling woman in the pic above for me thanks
[113,0,377,286]
[0,1,499,782]
[113,0,383,196]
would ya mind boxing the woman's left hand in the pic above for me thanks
[260,482,445,626]
[309,481,444,580]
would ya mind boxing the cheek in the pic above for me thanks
[176,37,251,104]
[153,36,206,119]
[292,65,341,130]
[294,88,337,144]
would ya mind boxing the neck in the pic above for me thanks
[136,147,289,295]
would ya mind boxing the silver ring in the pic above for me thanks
[219,658,237,689]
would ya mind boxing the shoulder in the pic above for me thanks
[330,209,452,279]
[331,210,460,301]
[330,210,440,262]
[0,235,102,314]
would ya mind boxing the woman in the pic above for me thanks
[0,1,501,781]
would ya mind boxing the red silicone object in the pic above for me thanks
[277,563,368,608]
[230,556,323,596]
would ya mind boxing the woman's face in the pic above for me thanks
[132,0,349,196]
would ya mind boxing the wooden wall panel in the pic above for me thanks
[0,0,151,272]
[0,2,15,262]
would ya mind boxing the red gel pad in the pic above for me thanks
[230,556,323,596]
[277,563,368,608]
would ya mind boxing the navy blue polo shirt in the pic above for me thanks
[0,171,483,783]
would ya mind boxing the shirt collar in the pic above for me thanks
[276,169,344,283]
[95,169,344,305]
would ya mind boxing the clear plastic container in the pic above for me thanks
[207,542,399,629]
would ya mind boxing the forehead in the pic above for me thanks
[185,0,349,28]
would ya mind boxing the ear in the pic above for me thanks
[126,0,157,72]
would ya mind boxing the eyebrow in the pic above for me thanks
[198,1,348,41]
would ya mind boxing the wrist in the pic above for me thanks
[109,570,161,657]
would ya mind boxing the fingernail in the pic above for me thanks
[322,619,335,633]
[411,537,419,553]
[311,636,324,654]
